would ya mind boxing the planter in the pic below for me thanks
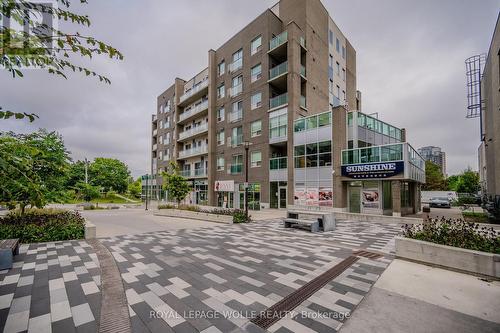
[155,209,233,224]
[395,236,500,278]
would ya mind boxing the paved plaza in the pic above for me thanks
[0,218,401,333]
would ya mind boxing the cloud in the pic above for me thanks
[1,0,498,176]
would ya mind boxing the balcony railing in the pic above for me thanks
[269,31,288,51]
[229,58,243,72]
[300,95,307,109]
[269,92,288,109]
[179,100,209,122]
[179,80,209,104]
[178,145,208,159]
[269,61,288,80]
[229,84,243,97]
[229,134,243,147]
[180,168,207,178]
[229,109,243,123]
[342,143,405,165]
[178,123,208,140]
[230,164,242,175]
[270,157,287,170]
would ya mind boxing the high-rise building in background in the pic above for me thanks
[417,146,446,176]
[151,0,425,216]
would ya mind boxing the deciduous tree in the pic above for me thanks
[162,162,191,206]
[88,158,130,194]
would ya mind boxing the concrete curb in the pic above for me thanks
[85,221,97,239]
[155,209,233,224]
[395,236,500,279]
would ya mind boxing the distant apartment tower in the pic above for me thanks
[151,0,425,216]
[418,146,446,175]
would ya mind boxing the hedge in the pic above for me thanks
[0,209,86,243]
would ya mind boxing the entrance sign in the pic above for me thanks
[214,180,234,192]
[341,161,404,179]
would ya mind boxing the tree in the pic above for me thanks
[422,161,446,191]
[162,162,191,206]
[75,182,100,202]
[1,0,123,121]
[89,158,130,194]
[128,177,142,199]
[64,160,86,189]
[455,168,480,194]
[446,175,460,191]
[0,129,70,213]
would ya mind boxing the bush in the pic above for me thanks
[402,218,500,254]
[462,211,489,224]
[233,209,251,224]
[452,196,480,206]
[0,209,86,243]
[158,204,176,210]
[157,205,251,223]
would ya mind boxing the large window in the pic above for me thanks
[295,141,331,168]
[251,120,262,137]
[231,154,243,174]
[231,49,243,71]
[251,92,262,110]
[218,61,225,76]
[217,84,225,99]
[238,183,261,210]
[217,107,225,122]
[217,156,225,171]
[251,36,262,55]
[232,126,243,146]
[217,130,225,146]
[294,145,305,168]
[251,64,262,82]
[251,151,262,167]
[269,112,287,139]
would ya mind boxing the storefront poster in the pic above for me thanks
[362,188,379,209]
[306,188,319,206]
[294,188,306,206]
[319,187,333,207]
[214,180,234,192]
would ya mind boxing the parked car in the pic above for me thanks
[429,197,451,208]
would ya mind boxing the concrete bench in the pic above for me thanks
[284,218,320,233]
[0,239,20,270]
[286,210,336,232]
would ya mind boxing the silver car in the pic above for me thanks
[429,197,451,208]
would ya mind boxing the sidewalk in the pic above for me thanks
[340,259,500,333]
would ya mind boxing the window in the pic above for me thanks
[217,156,225,171]
[165,132,171,144]
[342,46,346,59]
[269,112,287,139]
[231,101,243,122]
[231,154,243,174]
[342,90,346,102]
[218,61,225,76]
[251,120,262,137]
[251,36,262,55]
[232,126,243,146]
[342,68,346,81]
[336,62,340,75]
[294,145,305,168]
[251,151,262,167]
[251,64,262,82]
[329,30,334,44]
[231,49,243,72]
[318,141,332,166]
[318,113,331,127]
[336,38,340,52]
[306,115,317,130]
[217,107,225,122]
[217,84,225,99]
[231,75,243,96]
[217,130,225,146]
[251,92,262,109]
[294,119,305,132]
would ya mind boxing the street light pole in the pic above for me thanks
[84,158,88,184]
[244,142,250,220]
[145,175,149,211]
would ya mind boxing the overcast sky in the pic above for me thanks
[1,0,499,177]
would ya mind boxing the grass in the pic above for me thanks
[462,211,490,224]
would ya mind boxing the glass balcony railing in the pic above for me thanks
[269,92,288,109]
[229,58,243,72]
[178,123,208,140]
[194,168,207,177]
[229,109,243,123]
[180,170,191,177]
[300,96,307,109]
[178,145,208,159]
[179,100,209,122]
[342,143,404,165]
[230,164,243,174]
[229,84,243,97]
[230,134,243,147]
[270,157,287,170]
[179,80,209,104]
[269,61,288,80]
[269,31,288,51]
[180,168,207,178]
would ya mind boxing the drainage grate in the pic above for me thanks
[352,250,383,260]
[251,255,359,329]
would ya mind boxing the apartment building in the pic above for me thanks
[417,146,446,176]
[152,0,425,216]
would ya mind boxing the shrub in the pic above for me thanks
[462,212,489,224]
[233,209,251,224]
[0,209,86,243]
[158,205,251,223]
[402,218,500,254]
[158,204,176,210]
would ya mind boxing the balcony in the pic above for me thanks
[179,100,209,124]
[229,84,243,97]
[269,92,288,110]
[179,80,209,105]
[229,134,243,147]
[178,145,208,159]
[180,168,207,178]
[229,58,243,72]
[229,109,243,123]
[230,164,242,175]
[269,61,288,81]
[152,144,157,151]
[269,31,288,52]
[269,157,288,181]
[178,123,208,141]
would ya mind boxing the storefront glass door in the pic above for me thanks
[279,187,287,209]
[349,186,361,213]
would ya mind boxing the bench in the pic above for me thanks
[0,239,20,270]
[284,210,336,232]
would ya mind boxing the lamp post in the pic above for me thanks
[243,141,252,219]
